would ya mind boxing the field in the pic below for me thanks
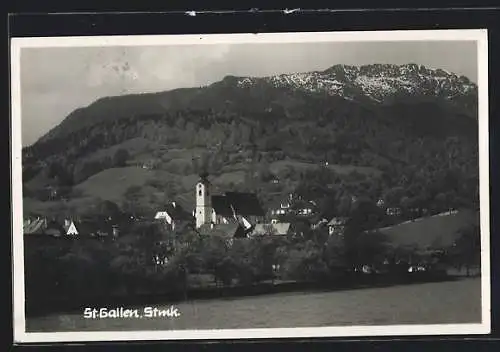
[26,277,482,331]
[268,160,381,176]
[212,170,247,185]
[25,170,56,190]
[379,209,480,248]
[73,167,157,202]
[161,147,209,159]
[23,196,98,217]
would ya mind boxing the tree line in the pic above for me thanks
[22,100,479,224]
[24,198,480,315]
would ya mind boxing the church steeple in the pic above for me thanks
[195,172,212,228]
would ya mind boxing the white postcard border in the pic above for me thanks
[10,29,491,343]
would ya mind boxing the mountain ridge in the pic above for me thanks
[32,63,477,147]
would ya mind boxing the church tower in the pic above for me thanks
[195,172,212,228]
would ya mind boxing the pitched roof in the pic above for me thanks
[23,218,47,235]
[252,223,291,236]
[327,217,349,226]
[63,221,73,233]
[161,203,193,221]
[198,223,246,239]
[211,195,234,217]
[314,218,329,227]
[224,192,265,216]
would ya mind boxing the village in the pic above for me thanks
[23,170,446,247]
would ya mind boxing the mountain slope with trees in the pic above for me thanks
[22,63,479,219]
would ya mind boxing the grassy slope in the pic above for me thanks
[23,136,382,217]
[23,197,98,217]
[25,172,54,190]
[378,209,479,249]
[269,160,381,176]
[74,167,156,203]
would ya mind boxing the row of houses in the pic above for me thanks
[25,173,421,242]
[23,216,124,239]
[269,193,429,222]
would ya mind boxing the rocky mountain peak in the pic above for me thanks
[234,63,477,104]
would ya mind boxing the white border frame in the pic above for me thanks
[11,29,490,343]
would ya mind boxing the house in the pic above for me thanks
[198,223,248,246]
[63,219,79,236]
[386,207,402,216]
[139,160,157,170]
[269,193,295,220]
[23,217,47,235]
[270,203,291,218]
[155,201,194,231]
[294,199,316,217]
[327,217,348,236]
[250,223,293,237]
[23,217,66,237]
[297,206,313,216]
[194,173,265,229]
[312,218,329,230]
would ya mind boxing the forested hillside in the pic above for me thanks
[21,63,479,219]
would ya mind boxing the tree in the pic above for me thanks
[281,240,329,281]
[99,200,123,219]
[384,186,405,206]
[322,235,348,277]
[348,198,385,231]
[336,194,352,217]
[434,192,447,211]
[343,199,390,271]
[113,149,130,167]
[448,224,481,276]
[195,236,231,286]
[123,185,142,216]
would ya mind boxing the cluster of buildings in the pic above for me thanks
[24,172,419,243]
[23,215,124,239]
[153,173,350,241]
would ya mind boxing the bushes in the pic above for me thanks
[25,218,473,315]
[281,241,329,281]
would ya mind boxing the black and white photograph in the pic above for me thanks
[11,30,490,342]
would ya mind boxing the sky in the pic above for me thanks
[19,40,478,147]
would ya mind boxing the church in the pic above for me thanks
[194,172,266,230]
